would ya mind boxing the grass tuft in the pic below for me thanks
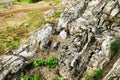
[33,57,57,68]
[110,40,120,56]
[84,69,103,80]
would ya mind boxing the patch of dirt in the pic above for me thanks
[0,1,61,55]
[0,1,55,15]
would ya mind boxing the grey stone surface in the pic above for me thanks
[59,30,67,39]
[1,0,120,80]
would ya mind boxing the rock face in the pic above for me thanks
[103,58,120,80]
[0,0,120,80]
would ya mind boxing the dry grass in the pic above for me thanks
[0,1,59,54]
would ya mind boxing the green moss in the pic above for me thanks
[110,40,120,55]
[84,69,103,80]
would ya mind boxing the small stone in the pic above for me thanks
[110,8,119,17]
[10,60,24,74]
[59,30,67,39]
[44,8,55,19]
[40,38,52,50]
[52,42,60,51]
[116,19,120,26]
[103,1,116,14]
[62,45,68,50]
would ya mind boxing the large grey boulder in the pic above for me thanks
[0,23,55,80]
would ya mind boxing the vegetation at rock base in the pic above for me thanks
[52,11,62,18]
[84,69,103,80]
[33,57,57,68]
[110,40,120,56]
[20,72,42,80]
[33,59,45,67]
[45,57,57,68]
[0,33,20,53]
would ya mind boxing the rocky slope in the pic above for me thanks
[0,0,120,80]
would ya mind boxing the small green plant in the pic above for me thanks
[52,12,61,18]
[84,74,92,80]
[0,2,10,10]
[53,77,63,80]
[110,41,118,55]
[20,72,42,80]
[6,26,16,31]
[33,59,45,67]
[43,20,51,24]
[92,69,103,79]
[84,69,103,80]
[110,40,119,55]
[4,37,20,49]
[0,33,7,39]
[25,74,41,80]
[33,57,57,68]
[45,57,57,68]
[20,72,25,80]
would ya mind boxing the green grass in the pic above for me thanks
[20,72,42,80]
[6,25,17,31]
[0,2,8,10]
[52,11,61,18]
[84,69,103,80]
[33,59,45,67]
[4,37,20,49]
[0,11,48,54]
[0,33,20,53]
[45,57,57,68]
[110,40,120,56]
[27,11,51,28]
[33,57,57,68]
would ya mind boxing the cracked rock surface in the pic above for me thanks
[1,0,120,80]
